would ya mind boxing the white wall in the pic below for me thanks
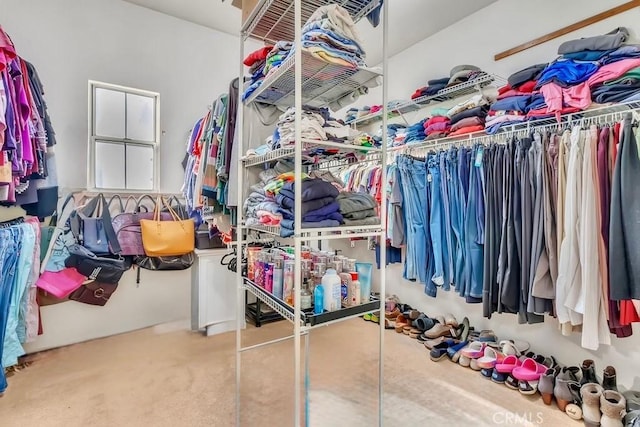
[0,0,246,193]
[346,0,640,390]
[0,0,247,351]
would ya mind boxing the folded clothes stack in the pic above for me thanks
[244,162,294,227]
[404,119,428,144]
[264,41,293,76]
[241,45,275,101]
[486,94,548,133]
[272,106,359,149]
[410,66,488,103]
[423,116,451,139]
[387,124,407,147]
[445,93,493,137]
[337,192,380,226]
[293,4,366,67]
[591,63,640,103]
[276,178,342,237]
[535,27,640,114]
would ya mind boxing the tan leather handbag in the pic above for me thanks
[140,197,195,257]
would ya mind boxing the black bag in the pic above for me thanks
[65,244,128,284]
[134,253,194,271]
[195,224,225,249]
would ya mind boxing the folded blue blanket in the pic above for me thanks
[279,178,339,202]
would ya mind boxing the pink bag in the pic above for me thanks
[36,268,87,298]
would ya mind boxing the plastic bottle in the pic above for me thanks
[300,279,312,310]
[313,284,324,314]
[254,253,265,288]
[264,263,273,293]
[283,260,295,305]
[339,272,352,307]
[349,272,361,306]
[272,257,284,299]
[321,269,342,312]
[355,262,372,303]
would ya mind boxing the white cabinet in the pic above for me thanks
[191,249,242,336]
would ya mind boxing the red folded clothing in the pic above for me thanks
[518,80,537,93]
[497,89,539,100]
[411,87,428,99]
[424,116,450,127]
[244,46,273,66]
[448,125,485,136]
[497,84,512,95]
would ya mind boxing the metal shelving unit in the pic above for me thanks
[236,1,388,426]
[243,0,381,43]
[347,73,506,126]
[244,50,382,108]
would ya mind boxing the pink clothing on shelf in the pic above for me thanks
[540,82,591,114]
[588,58,640,86]
[257,210,282,226]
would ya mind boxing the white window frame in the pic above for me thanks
[87,80,161,192]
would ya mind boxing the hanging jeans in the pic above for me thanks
[428,153,450,290]
[3,223,36,368]
[398,156,431,292]
[447,148,464,290]
[462,145,485,301]
[0,229,21,393]
[455,147,471,296]
[439,152,454,289]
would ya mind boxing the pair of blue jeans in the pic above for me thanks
[446,148,465,290]
[439,152,455,290]
[3,223,35,369]
[0,228,21,393]
[463,145,486,302]
[428,153,450,291]
[398,156,429,287]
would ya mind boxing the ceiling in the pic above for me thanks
[122,0,497,65]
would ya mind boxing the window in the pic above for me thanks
[88,81,160,191]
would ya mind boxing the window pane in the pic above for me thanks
[95,141,125,189]
[95,88,125,138]
[126,93,155,142]
[126,144,154,190]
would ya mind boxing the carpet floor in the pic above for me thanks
[1,319,578,426]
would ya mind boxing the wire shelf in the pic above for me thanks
[245,223,383,240]
[245,50,382,109]
[244,278,300,324]
[243,0,381,43]
[346,73,504,126]
[243,277,381,327]
[242,139,380,168]
[245,224,282,236]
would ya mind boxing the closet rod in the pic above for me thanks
[393,102,640,154]
[494,0,640,61]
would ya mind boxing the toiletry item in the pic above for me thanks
[349,272,361,306]
[339,272,352,307]
[355,262,372,302]
[345,258,356,273]
[272,256,284,299]
[247,247,261,280]
[301,279,312,310]
[283,260,295,305]
[264,263,273,293]
[313,284,324,314]
[254,253,265,288]
[321,269,342,311]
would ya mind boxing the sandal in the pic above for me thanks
[512,358,547,395]
[385,308,400,320]
[476,347,505,370]
[444,313,458,327]
[430,341,455,362]
[394,314,409,333]
[446,341,469,363]
[409,328,421,339]
[413,315,436,332]
[499,339,530,356]
[424,323,455,339]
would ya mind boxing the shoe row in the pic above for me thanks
[382,298,640,427]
